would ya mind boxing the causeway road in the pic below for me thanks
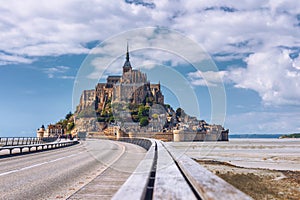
[0,139,146,200]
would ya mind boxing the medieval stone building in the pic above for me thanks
[77,44,164,114]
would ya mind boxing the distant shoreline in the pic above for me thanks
[279,133,300,139]
[229,134,282,139]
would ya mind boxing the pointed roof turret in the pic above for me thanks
[123,42,132,73]
[126,42,130,62]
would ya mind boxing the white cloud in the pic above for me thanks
[0,0,299,65]
[229,48,300,105]
[43,66,71,78]
[59,75,76,80]
[0,53,33,65]
[189,47,300,106]
[188,70,228,87]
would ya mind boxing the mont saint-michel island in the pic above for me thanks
[37,45,228,142]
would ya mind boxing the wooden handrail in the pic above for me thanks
[112,138,253,200]
[164,143,253,200]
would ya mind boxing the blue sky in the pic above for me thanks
[1,0,300,136]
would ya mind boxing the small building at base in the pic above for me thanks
[37,124,65,138]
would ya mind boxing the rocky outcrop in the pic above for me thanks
[74,117,100,132]
[76,90,95,113]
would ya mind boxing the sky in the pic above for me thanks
[0,0,300,136]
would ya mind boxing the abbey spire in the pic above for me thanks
[123,42,132,73]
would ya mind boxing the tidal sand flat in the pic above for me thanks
[169,139,300,200]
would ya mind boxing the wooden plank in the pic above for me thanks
[112,141,155,200]
[153,142,197,200]
[164,144,253,200]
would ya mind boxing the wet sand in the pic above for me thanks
[197,160,300,200]
[169,138,300,171]
[169,139,300,200]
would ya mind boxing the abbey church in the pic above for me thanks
[96,45,164,110]
[76,45,164,114]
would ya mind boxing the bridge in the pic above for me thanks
[0,137,252,200]
[0,137,78,155]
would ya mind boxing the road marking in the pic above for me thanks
[107,140,126,165]
[0,152,83,177]
[66,140,127,199]
[85,140,126,172]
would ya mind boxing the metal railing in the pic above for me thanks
[0,137,57,147]
[0,139,78,155]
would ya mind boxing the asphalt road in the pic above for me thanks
[0,139,146,200]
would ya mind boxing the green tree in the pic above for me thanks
[140,117,149,127]
[176,108,183,117]
[65,111,73,120]
[67,122,75,131]
[138,105,149,118]
[97,117,106,122]
[164,104,171,109]
[108,116,115,123]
